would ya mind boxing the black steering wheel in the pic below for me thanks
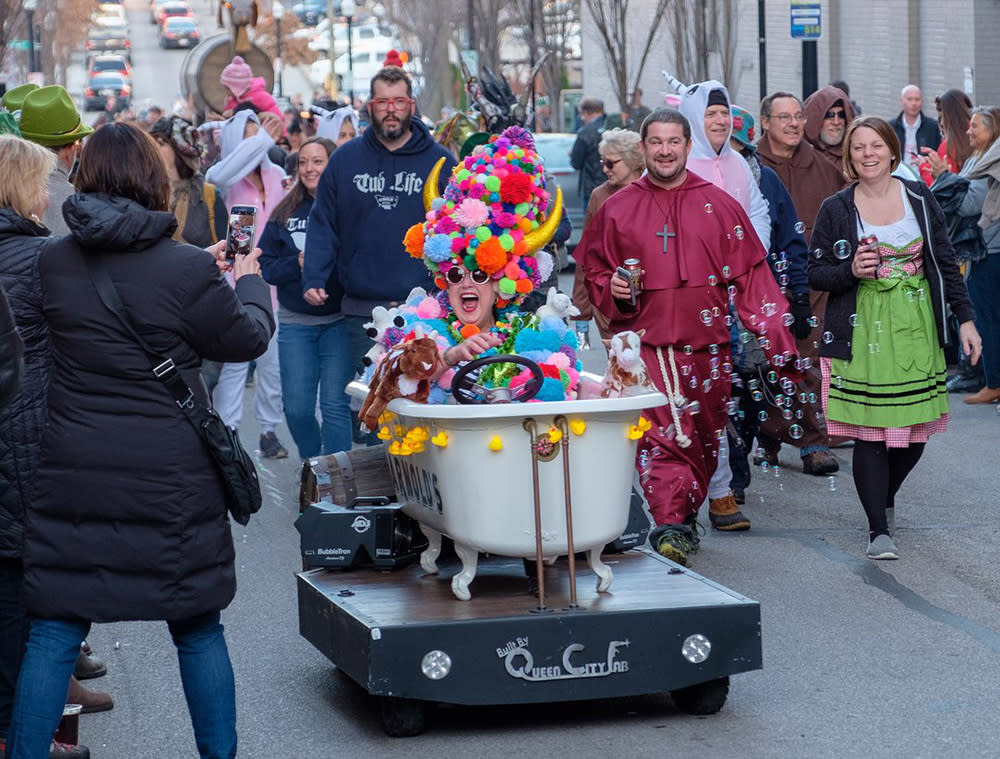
[451,354,545,405]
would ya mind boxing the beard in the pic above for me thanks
[372,109,412,141]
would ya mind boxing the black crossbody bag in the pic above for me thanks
[87,257,262,525]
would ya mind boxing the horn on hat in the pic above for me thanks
[423,156,445,212]
[663,72,688,94]
[520,186,563,253]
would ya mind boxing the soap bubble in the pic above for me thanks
[712,306,721,317]
[728,285,737,298]
[734,225,745,239]
[849,313,858,327]
[807,315,819,327]
[827,476,837,491]
[782,409,793,420]
[758,410,768,422]
[766,370,778,383]
[814,248,824,259]
[789,424,803,439]
[833,240,851,259]
[683,344,693,355]
[751,390,763,402]
[782,313,795,327]
[709,344,719,355]
[722,265,731,278]
[704,203,714,214]
[700,309,713,325]
[707,274,719,286]
[779,274,789,287]
[794,221,806,234]
[822,331,834,344]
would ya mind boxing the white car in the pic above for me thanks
[306,21,396,55]
[309,46,394,91]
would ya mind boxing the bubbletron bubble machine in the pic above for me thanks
[295,371,764,737]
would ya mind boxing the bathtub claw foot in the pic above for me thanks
[450,542,479,601]
[588,548,614,592]
[419,527,443,575]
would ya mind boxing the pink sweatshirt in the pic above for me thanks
[224,78,283,122]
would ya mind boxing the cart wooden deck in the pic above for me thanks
[297,547,762,725]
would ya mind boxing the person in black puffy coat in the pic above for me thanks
[6,123,274,759]
[0,286,21,409]
[0,134,56,754]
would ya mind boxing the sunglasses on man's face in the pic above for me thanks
[446,267,491,285]
[825,109,846,121]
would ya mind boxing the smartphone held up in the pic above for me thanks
[226,206,257,262]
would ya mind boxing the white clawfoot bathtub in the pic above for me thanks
[348,380,666,600]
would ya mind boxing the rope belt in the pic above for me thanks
[655,345,692,449]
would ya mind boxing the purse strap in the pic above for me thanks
[85,256,197,412]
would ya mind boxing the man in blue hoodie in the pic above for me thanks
[302,67,456,380]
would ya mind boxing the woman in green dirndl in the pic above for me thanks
[810,116,982,560]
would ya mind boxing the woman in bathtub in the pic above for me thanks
[367,126,581,403]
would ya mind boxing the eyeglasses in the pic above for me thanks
[770,113,807,124]
[370,96,412,112]
[824,109,846,121]
[602,158,622,170]
[445,267,491,285]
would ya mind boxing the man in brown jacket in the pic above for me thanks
[803,85,857,172]
[754,91,847,475]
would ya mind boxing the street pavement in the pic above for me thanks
[55,3,1000,756]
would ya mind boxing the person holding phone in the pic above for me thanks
[206,110,290,458]
[259,137,352,459]
[4,123,274,759]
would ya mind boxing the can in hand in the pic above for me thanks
[616,258,643,306]
[860,235,879,278]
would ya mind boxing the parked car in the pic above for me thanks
[94,3,127,24]
[305,20,396,55]
[292,0,328,26]
[87,54,132,81]
[159,15,200,48]
[83,72,132,111]
[86,26,131,62]
[534,132,585,254]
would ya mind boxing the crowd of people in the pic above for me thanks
[0,44,994,757]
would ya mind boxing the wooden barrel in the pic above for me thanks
[299,446,396,513]
[179,33,274,115]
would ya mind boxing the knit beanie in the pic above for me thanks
[383,50,404,68]
[220,56,254,98]
[707,88,728,108]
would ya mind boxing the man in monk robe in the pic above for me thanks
[578,108,800,566]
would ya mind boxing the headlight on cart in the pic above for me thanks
[421,650,452,680]
[681,634,711,664]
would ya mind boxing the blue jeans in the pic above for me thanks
[277,320,353,459]
[967,254,1000,388]
[345,315,381,446]
[7,612,236,759]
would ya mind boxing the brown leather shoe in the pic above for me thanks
[73,647,106,680]
[709,494,751,531]
[802,450,839,475]
[67,676,113,714]
[963,387,1000,404]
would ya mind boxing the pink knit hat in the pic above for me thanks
[220,56,254,97]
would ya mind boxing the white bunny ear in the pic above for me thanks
[663,72,687,94]
[413,324,425,339]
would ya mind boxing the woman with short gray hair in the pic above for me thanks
[572,128,645,342]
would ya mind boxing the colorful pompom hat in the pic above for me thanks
[405,125,563,307]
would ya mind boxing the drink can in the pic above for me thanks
[860,234,878,250]
[623,258,643,294]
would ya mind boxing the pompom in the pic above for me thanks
[454,198,490,229]
[435,216,458,234]
[450,235,469,253]
[475,237,508,275]
[403,224,425,258]
[494,211,517,229]
[424,234,454,262]
[536,250,554,281]
[415,297,442,319]
[515,278,533,294]
[500,172,534,205]
[548,351,571,370]
[498,277,517,297]
[502,126,536,152]
[460,324,480,338]
[430,197,445,211]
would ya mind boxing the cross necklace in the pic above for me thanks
[650,194,677,254]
